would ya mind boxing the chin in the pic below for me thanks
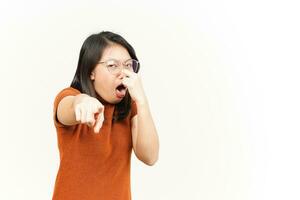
[109,97,123,104]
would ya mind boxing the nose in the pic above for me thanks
[116,68,125,79]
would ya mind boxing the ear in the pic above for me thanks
[90,71,95,80]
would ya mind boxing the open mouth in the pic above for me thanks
[115,83,127,98]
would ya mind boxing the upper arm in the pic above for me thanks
[57,95,77,126]
[131,115,138,153]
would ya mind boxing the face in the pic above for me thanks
[90,44,131,104]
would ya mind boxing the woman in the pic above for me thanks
[52,31,159,200]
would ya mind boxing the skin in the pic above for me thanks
[57,44,159,165]
[90,44,131,104]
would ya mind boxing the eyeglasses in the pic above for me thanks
[98,58,140,74]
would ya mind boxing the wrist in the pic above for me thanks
[135,97,148,107]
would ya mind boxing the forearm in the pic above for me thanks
[57,94,87,126]
[135,100,159,165]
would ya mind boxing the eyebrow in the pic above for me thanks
[102,58,132,62]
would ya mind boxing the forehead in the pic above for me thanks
[101,44,131,61]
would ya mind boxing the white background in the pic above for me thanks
[1,0,299,199]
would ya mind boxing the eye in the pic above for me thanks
[108,64,118,68]
[126,63,133,68]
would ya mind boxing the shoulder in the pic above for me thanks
[53,87,81,117]
[54,87,81,102]
[56,87,81,97]
[53,87,81,128]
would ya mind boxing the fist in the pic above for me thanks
[121,69,146,103]
[73,94,104,133]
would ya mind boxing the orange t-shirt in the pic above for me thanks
[52,87,137,200]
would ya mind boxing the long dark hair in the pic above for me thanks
[70,31,140,121]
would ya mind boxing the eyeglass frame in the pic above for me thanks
[98,58,140,74]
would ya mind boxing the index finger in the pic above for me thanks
[93,107,104,133]
[94,112,104,133]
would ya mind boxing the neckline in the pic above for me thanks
[96,94,115,107]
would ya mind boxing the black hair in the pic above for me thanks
[70,31,140,121]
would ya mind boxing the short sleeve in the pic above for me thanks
[53,87,81,128]
[130,100,137,119]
